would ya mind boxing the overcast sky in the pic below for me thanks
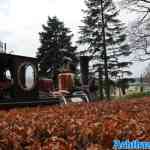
[0,0,149,77]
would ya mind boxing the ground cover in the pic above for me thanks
[0,97,150,149]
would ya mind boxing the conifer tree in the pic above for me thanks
[78,0,132,99]
[37,16,77,82]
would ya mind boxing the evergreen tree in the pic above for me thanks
[78,0,132,99]
[37,16,78,83]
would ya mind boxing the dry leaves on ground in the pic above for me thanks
[0,97,150,149]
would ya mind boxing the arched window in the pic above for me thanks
[18,63,37,91]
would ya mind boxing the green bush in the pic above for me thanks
[113,91,150,101]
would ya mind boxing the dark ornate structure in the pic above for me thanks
[0,53,38,99]
[0,53,90,106]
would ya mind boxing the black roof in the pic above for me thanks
[0,53,37,68]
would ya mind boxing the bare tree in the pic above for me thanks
[119,0,150,61]
[128,22,150,61]
[143,63,150,84]
[119,0,150,14]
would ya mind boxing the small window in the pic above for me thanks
[5,70,12,80]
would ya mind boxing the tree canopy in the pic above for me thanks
[37,16,78,80]
[78,0,132,99]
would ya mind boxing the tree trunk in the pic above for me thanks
[100,0,110,100]
[98,67,104,100]
[121,87,126,95]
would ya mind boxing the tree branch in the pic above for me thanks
[137,11,149,26]
[141,0,150,4]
